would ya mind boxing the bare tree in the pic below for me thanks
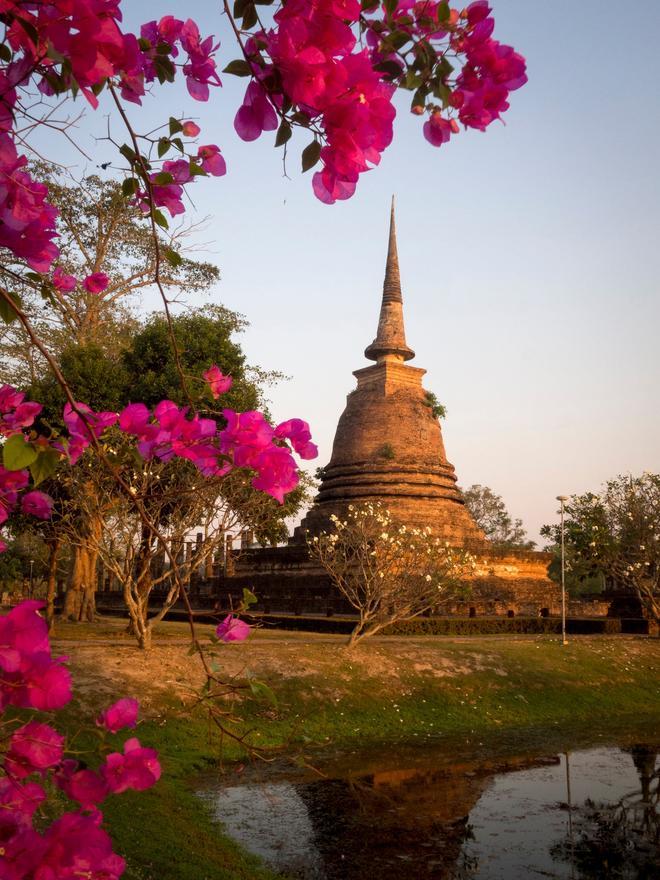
[308,503,475,647]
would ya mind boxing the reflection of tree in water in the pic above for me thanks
[297,767,482,880]
[551,746,659,879]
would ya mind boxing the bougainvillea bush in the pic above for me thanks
[0,600,160,878]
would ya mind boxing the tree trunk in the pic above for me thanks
[63,514,102,621]
[45,539,60,633]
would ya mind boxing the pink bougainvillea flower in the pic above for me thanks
[197,144,226,177]
[5,721,65,778]
[83,272,110,294]
[20,490,53,520]
[0,384,42,435]
[203,365,232,399]
[96,697,139,734]
[101,737,161,794]
[39,812,125,880]
[216,615,250,643]
[274,418,318,460]
[251,444,299,503]
[234,81,278,141]
[0,777,46,831]
[56,763,109,809]
[52,266,77,292]
[423,112,455,147]
[182,120,200,136]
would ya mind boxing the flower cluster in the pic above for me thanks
[236,0,396,204]
[0,370,315,553]
[0,3,221,275]
[116,370,316,504]
[228,0,526,201]
[0,601,160,879]
[362,1,527,151]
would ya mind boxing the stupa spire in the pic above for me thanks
[364,196,415,362]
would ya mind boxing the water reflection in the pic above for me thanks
[200,744,659,879]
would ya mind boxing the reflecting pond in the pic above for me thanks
[199,741,660,879]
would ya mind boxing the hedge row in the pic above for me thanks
[384,617,626,636]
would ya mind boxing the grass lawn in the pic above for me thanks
[49,621,660,879]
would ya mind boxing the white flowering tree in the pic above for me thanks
[308,503,475,647]
[541,474,660,630]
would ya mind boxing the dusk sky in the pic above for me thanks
[47,1,660,542]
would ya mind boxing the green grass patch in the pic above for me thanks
[51,630,660,879]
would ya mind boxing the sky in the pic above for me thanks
[42,1,660,542]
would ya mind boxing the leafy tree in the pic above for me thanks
[541,474,660,630]
[308,503,474,647]
[0,167,219,385]
[462,484,535,550]
[24,307,305,634]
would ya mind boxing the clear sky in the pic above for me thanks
[43,1,660,542]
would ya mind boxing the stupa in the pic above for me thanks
[225,202,559,619]
[295,198,485,545]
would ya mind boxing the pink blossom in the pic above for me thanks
[96,697,139,734]
[0,777,46,832]
[5,721,65,778]
[216,615,250,643]
[0,384,42,435]
[56,764,109,809]
[203,365,232,399]
[20,490,53,520]
[251,444,299,503]
[39,812,125,880]
[182,120,200,136]
[101,737,161,794]
[197,145,227,177]
[0,134,59,272]
[83,272,110,294]
[52,267,78,292]
[274,419,318,460]
[423,112,455,147]
[234,81,278,142]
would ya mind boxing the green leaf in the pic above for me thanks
[437,1,451,22]
[3,434,38,471]
[152,209,169,229]
[119,144,136,164]
[122,177,139,197]
[373,60,403,79]
[249,679,278,707]
[163,247,182,268]
[153,171,174,185]
[223,59,252,77]
[29,448,61,487]
[188,161,208,177]
[186,643,197,656]
[275,120,292,147]
[242,3,258,28]
[157,137,171,158]
[242,587,258,608]
[233,0,248,16]
[169,116,183,135]
[0,44,12,63]
[383,0,397,15]
[0,289,22,324]
[171,137,184,153]
[301,140,321,173]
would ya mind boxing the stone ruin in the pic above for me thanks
[222,201,561,619]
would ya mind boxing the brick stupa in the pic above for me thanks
[295,199,485,545]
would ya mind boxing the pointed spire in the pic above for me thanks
[364,197,415,363]
[383,195,402,304]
